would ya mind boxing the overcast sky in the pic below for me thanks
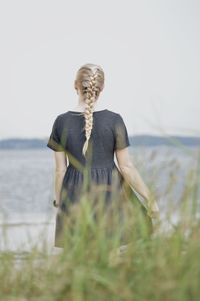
[0,0,199,139]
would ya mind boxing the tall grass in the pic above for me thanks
[0,147,200,301]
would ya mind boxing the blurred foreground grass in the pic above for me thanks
[0,148,200,301]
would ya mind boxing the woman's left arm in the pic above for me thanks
[53,152,68,206]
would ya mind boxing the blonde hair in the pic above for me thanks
[75,63,105,157]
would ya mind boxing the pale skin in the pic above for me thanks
[52,85,160,220]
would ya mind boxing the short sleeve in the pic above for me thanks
[113,114,130,150]
[47,116,65,152]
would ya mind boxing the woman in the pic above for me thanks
[47,63,160,248]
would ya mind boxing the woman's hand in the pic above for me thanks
[148,208,160,219]
[147,201,160,220]
[53,199,59,208]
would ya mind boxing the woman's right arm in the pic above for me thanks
[115,147,160,218]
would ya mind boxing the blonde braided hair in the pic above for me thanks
[75,63,105,157]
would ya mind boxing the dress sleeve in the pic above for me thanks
[113,114,130,150]
[47,115,65,152]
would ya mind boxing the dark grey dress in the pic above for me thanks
[47,109,152,247]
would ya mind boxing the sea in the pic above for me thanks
[0,146,199,253]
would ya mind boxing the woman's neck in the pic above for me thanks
[73,99,105,112]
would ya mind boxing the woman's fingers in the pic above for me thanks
[147,207,160,219]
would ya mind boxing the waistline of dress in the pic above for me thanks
[67,161,116,171]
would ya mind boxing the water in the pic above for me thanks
[0,147,199,252]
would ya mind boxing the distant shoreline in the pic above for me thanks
[0,135,200,149]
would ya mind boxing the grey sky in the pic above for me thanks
[0,0,199,139]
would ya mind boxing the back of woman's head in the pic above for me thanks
[74,63,105,157]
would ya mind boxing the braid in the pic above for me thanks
[82,70,99,156]
[75,63,105,158]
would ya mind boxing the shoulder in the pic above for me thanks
[54,111,70,124]
[56,111,68,120]
[105,110,125,122]
[50,112,67,132]
[105,109,121,118]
